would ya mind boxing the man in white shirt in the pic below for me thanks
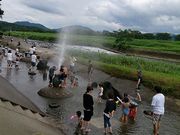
[151,86,165,135]
[29,52,37,72]
[29,46,34,55]
[32,45,36,53]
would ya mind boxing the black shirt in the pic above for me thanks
[83,93,94,111]
[49,67,55,76]
[104,99,116,114]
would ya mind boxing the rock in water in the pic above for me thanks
[102,81,122,100]
[38,86,73,99]
[28,71,36,75]
[91,82,98,88]
[49,103,60,108]
[37,60,48,70]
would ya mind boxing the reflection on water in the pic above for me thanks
[5,68,12,80]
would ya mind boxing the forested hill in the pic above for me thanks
[14,21,49,31]
[0,21,97,35]
[0,21,54,32]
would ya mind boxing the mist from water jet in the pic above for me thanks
[57,30,69,68]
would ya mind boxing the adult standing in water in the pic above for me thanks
[29,52,37,72]
[81,86,94,133]
[103,92,116,134]
[136,69,142,89]
[151,86,165,135]
[48,66,56,87]
[88,60,93,83]
[7,50,13,68]
[0,52,3,72]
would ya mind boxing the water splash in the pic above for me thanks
[57,30,68,68]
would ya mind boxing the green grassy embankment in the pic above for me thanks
[69,50,180,99]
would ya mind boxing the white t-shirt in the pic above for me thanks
[31,54,37,63]
[32,47,36,52]
[7,53,13,61]
[29,48,34,54]
[151,93,165,115]
[99,87,104,96]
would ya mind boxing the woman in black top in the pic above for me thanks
[103,92,116,134]
[82,86,94,132]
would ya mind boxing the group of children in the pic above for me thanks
[0,45,22,69]
[48,65,78,88]
[70,82,142,134]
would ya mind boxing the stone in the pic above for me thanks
[102,81,122,100]
[38,86,73,99]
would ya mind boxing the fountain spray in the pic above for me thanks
[57,28,70,68]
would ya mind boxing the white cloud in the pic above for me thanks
[1,0,180,33]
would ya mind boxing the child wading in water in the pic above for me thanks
[128,90,142,121]
[120,93,130,123]
[97,83,104,103]
[71,111,83,127]
[103,93,116,134]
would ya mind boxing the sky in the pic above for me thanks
[1,0,180,33]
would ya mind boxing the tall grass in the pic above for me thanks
[69,50,180,98]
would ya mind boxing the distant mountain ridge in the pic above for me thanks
[0,21,52,32]
[0,21,97,35]
[14,21,50,31]
[54,25,96,35]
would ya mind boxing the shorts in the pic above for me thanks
[7,60,12,65]
[128,107,137,119]
[83,110,93,121]
[31,62,36,67]
[153,113,162,125]
[122,108,129,116]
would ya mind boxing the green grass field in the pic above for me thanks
[128,39,180,53]
[6,31,180,54]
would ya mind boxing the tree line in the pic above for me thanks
[102,29,180,41]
